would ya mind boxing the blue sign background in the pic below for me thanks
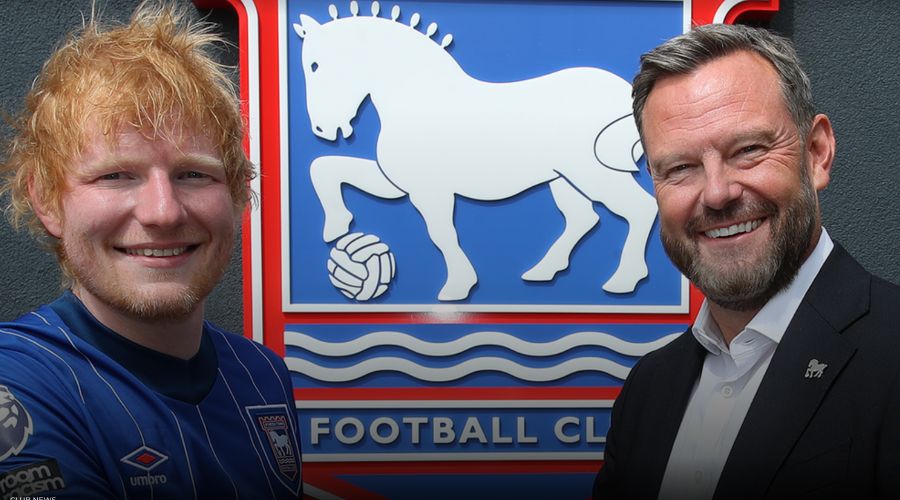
[286,0,683,307]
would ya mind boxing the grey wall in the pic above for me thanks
[1,0,898,331]
[769,0,900,285]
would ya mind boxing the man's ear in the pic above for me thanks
[806,114,836,191]
[28,180,62,238]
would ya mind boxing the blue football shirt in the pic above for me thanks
[0,292,302,499]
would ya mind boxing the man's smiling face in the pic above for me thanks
[641,50,827,311]
[38,124,238,320]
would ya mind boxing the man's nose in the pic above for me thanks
[700,161,743,210]
[134,172,186,227]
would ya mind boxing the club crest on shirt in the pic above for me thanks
[247,404,300,486]
[0,385,33,462]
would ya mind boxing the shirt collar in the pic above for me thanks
[692,227,834,354]
[48,290,219,404]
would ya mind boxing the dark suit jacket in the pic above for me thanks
[594,244,900,499]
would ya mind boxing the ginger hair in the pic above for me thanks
[1,1,253,246]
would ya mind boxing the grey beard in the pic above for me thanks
[661,174,818,312]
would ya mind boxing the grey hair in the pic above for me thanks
[632,24,814,141]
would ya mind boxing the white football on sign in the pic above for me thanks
[327,233,396,301]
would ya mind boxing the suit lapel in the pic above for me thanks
[714,245,867,499]
[642,333,707,494]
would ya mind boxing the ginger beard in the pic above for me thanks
[661,159,819,312]
[63,228,234,321]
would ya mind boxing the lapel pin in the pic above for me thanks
[805,359,827,379]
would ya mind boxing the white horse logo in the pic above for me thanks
[268,430,292,456]
[294,1,657,301]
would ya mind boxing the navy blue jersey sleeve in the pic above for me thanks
[0,337,115,499]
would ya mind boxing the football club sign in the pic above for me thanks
[195,0,779,496]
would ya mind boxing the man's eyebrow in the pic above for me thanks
[646,151,688,172]
[177,153,225,168]
[75,157,127,175]
[728,128,778,146]
[75,153,224,175]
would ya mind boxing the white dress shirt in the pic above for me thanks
[658,228,834,500]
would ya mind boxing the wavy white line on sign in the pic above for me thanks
[285,356,632,383]
[284,330,681,357]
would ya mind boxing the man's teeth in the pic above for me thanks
[705,220,762,239]
[125,247,187,257]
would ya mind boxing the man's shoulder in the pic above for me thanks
[0,305,90,435]
[204,322,287,370]
[826,245,900,322]
[1,304,62,330]
[0,304,104,391]
[855,274,900,347]
[807,247,900,360]
[806,243,900,321]
[870,274,900,306]
[203,323,295,407]
[0,304,72,358]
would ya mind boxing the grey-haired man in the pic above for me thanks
[594,23,900,500]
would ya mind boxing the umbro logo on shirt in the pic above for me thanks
[121,445,169,472]
[121,445,169,487]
